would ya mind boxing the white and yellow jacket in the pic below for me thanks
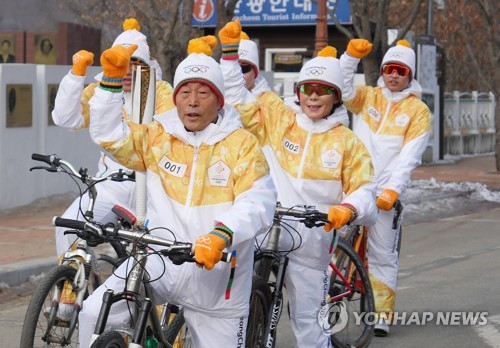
[52,71,174,175]
[222,59,377,269]
[340,54,431,196]
[89,87,277,316]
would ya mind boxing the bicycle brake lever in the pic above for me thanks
[30,165,57,172]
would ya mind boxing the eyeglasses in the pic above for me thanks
[240,64,253,74]
[382,63,410,77]
[299,84,335,97]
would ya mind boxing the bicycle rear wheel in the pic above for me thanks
[246,275,272,348]
[328,239,374,348]
[20,265,79,348]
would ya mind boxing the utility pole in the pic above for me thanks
[427,0,434,36]
[314,0,328,56]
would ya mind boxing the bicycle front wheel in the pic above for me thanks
[329,239,375,348]
[246,275,272,348]
[20,265,79,348]
[165,308,194,347]
[90,330,127,348]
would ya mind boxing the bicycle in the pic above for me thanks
[20,153,134,348]
[245,202,373,348]
[52,210,232,347]
[328,199,403,347]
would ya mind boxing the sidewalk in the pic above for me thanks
[0,155,498,287]
[411,154,499,190]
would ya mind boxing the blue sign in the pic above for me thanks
[192,0,351,27]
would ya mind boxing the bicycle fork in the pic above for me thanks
[44,247,91,344]
[264,256,288,348]
[90,247,171,347]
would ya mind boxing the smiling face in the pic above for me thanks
[175,82,220,131]
[298,84,338,120]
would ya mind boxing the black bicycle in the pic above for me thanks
[246,202,373,348]
[52,209,231,348]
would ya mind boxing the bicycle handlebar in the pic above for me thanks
[31,153,135,184]
[32,153,60,166]
[274,204,329,228]
[52,217,232,263]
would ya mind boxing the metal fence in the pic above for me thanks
[443,91,496,155]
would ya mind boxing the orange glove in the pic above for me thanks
[72,50,94,76]
[218,19,242,46]
[100,44,138,79]
[218,20,241,60]
[377,189,400,210]
[195,233,227,270]
[346,39,373,59]
[324,205,353,232]
[240,31,250,40]
[187,38,213,56]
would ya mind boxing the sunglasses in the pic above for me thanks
[299,84,335,97]
[382,63,410,77]
[240,64,253,74]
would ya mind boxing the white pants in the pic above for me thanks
[79,253,248,348]
[55,179,135,256]
[367,208,402,315]
[285,260,331,348]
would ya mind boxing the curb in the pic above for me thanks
[0,257,56,287]
[406,190,472,204]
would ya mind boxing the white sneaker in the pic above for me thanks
[374,317,390,337]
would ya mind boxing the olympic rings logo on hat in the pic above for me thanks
[389,52,403,58]
[183,65,209,74]
[239,49,249,57]
[305,66,326,76]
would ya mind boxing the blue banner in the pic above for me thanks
[192,0,351,27]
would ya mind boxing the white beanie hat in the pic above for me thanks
[238,39,259,76]
[112,29,151,66]
[173,53,225,109]
[381,40,416,79]
[296,55,344,100]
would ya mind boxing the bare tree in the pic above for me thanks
[61,0,201,82]
[444,0,500,170]
[328,0,424,86]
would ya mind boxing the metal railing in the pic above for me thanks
[443,91,496,155]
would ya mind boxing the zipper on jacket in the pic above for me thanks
[185,146,199,209]
[376,99,393,135]
[297,128,313,180]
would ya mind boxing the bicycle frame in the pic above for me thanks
[90,245,173,347]
[54,216,231,348]
[254,204,329,348]
[254,219,289,348]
